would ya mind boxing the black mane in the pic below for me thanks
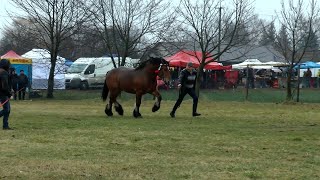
[135,57,167,70]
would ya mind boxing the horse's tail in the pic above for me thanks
[102,79,109,102]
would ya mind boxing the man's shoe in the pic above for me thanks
[170,111,175,118]
[3,127,14,130]
[193,113,201,117]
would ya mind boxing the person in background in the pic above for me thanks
[305,68,312,88]
[170,62,201,118]
[10,68,19,100]
[0,59,13,130]
[18,70,29,100]
[317,69,320,88]
[247,67,255,89]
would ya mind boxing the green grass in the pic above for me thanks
[0,94,320,179]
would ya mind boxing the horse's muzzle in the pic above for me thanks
[164,79,170,86]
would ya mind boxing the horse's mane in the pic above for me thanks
[135,57,165,70]
[135,60,148,70]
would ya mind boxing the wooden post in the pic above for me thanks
[246,65,249,101]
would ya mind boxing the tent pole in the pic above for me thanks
[296,65,301,102]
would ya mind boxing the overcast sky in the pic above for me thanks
[0,0,282,38]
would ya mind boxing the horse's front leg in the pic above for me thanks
[133,94,142,118]
[151,90,162,112]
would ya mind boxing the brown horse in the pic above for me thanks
[102,57,171,118]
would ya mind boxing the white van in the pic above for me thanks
[65,57,115,89]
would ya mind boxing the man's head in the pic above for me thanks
[186,62,193,71]
[20,70,24,75]
[0,59,11,71]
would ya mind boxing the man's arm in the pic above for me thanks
[178,70,186,88]
[0,72,11,97]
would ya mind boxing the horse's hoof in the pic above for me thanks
[105,109,113,116]
[133,110,138,118]
[134,115,142,118]
[152,105,160,112]
[115,105,124,115]
[133,111,142,118]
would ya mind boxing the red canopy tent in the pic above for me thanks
[165,50,231,70]
[1,50,32,64]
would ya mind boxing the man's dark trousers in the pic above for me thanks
[0,98,10,129]
[172,88,198,114]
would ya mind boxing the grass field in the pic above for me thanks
[0,90,320,179]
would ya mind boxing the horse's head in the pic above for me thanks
[136,57,171,83]
[151,58,171,84]
[157,62,171,84]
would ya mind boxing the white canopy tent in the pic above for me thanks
[232,59,287,72]
[22,49,67,89]
[232,59,262,69]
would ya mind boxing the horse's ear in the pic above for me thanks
[161,57,168,65]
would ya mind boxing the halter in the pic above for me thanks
[149,68,160,75]
[150,63,167,75]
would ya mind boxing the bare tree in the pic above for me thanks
[173,0,254,96]
[0,17,105,61]
[0,18,39,55]
[10,0,88,98]
[274,0,319,100]
[66,25,107,59]
[87,0,173,68]
[259,20,276,46]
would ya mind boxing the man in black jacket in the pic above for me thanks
[0,59,13,130]
[170,62,201,118]
[10,68,19,100]
[18,70,29,100]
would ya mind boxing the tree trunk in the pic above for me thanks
[195,63,205,97]
[286,67,293,101]
[47,53,57,98]
[120,55,127,66]
[110,56,117,68]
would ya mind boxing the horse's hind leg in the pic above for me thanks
[105,101,113,116]
[105,102,113,116]
[114,101,124,115]
[110,91,123,115]
[105,91,123,116]
[105,91,117,116]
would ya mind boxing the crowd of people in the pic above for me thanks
[160,68,280,90]
[155,61,320,91]
[300,68,320,88]
[159,66,320,90]
[10,68,29,100]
